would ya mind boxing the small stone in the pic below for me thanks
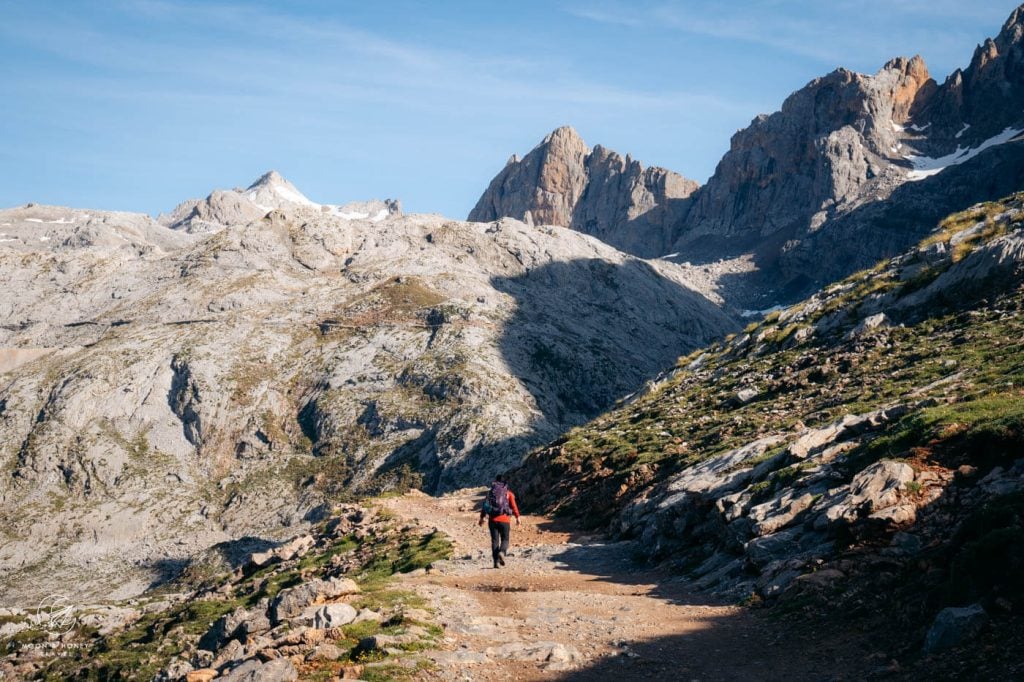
[353,608,383,623]
[957,465,978,478]
[735,387,760,404]
[186,670,217,682]
[309,642,344,661]
[340,664,364,679]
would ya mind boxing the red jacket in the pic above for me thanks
[480,490,520,524]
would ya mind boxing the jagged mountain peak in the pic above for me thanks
[542,125,586,147]
[469,128,698,257]
[1001,2,1024,37]
[247,169,288,188]
[243,169,316,209]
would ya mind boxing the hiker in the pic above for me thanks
[478,474,520,568]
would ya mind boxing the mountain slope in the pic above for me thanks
[513,193,1024,676]
[0,175,734,604]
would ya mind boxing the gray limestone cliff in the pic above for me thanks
[468,127,698,257]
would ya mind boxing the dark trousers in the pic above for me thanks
[488,520,510,565]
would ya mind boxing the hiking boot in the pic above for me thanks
[498,555,506,566]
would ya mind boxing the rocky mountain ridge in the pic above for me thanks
[468,126,698,258]
[0,172,734,604]
[159,171,402,234]
[472,5,1024,304]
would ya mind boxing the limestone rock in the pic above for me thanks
[677,58,934,256]
[313,603,357,629]
[270,578,360,624]
[823,460,914,526]
[220,657,298,682]
[308,642,344,661]
[469,126,698,257]
[200,606,270,652]
[186,670,218,682]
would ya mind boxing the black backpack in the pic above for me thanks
[486,481,512,517]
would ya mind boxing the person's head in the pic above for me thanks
[495,474,506,483]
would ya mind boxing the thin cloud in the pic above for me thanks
[564,0,1020,75]
[2,0,752,118]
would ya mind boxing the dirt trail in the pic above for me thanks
[381,488,851,681]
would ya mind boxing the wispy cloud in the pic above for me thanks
[563,0,1019,74]
[0,0,752,120]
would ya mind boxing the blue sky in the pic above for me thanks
[1,1,1020,218]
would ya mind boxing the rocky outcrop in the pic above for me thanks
[673,6,1024,291]
[469,127,698,257]
[677,57,933,253]
[160,170,402,233]
[916,6,1024,151]
[470,127,590,228]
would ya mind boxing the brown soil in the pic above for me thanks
[380,488,867,681]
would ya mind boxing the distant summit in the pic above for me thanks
[243,170,318,210]
[159,171,402,233]
[469,126,698,257]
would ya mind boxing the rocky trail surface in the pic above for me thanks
[381,489,857,681]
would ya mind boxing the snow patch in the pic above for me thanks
[244,176,319,209]
[371,209,389,222]
[955,123,971,139]
[890,121,904,132]
[335,210,369,220]
[38,236,50,242]
[909,123,931,132]
[0,238,17,243]
[24,218,43,223]
[660,252,680,259]
[271,183,317,207]
[905,126,1023,181]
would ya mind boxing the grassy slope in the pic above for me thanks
[518,195,1024,524]
[1,505,452,681]
[513,194,1024,678]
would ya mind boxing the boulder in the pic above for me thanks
[220,658,298,682]
[313,604,357,629]
[850,461,915,511]
[186,670,217,682]
[823,460,915,525]
[923,604,989,653]
[199,606,269,651]
[735,387,760,404]
[749,491,820,536]
[212,639,245,670]
[849,313,890,338]
[269,578,360,624]
[662,436,788,500]
[309,642,344,661]
[276,535,315,562]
